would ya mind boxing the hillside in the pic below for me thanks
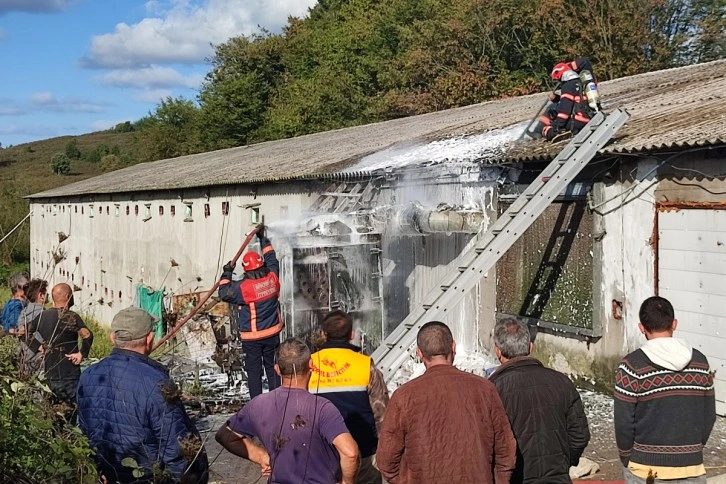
[0,129,141,269]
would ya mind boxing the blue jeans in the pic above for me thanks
[623,467,706,483]
[243,334,281,399]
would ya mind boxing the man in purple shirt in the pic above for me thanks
[216,337,360,484]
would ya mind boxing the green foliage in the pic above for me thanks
[0,337,97,483]
[50,152,71,175]
[111,121,135,133]
[84,316,113,360]
[99,154,125,173]
[64,139,81,160]
[138,97,204,160]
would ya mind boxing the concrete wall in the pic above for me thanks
[479,153,726,390]
[29,182,323,326]
[29,169,498,356]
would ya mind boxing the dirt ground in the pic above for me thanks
[198,393,726,484]
[577,390,726,482]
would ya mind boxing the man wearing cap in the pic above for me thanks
[218,225,283,399]
[77,307,209,483]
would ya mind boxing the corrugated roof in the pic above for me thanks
[30,59,726,199]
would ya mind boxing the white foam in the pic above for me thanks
[346,122,528,173]
[387,349,500,394]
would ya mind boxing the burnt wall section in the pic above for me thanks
[285,242,384,353]
[378,170,498,353]
[497,201,594,329]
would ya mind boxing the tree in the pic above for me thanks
[138,97,203,161]
[50,152,71,175]
[197,33,286,148]
[99,154,125,172]
[64,139,81,160]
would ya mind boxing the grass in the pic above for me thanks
[0,130,139,199]
[83,315,113,360]
[1,130,143,272]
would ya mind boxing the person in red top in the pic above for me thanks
[219,226,282,399]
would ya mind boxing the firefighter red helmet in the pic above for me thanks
[551,62,570,81]
[242,252,264,271]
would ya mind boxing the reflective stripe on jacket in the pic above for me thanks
[310,341,378,457]
[218,237,283,341]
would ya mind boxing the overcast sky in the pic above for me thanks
[0,0,317,146]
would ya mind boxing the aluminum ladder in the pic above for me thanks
[372,109,630,382]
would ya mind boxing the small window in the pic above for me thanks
[114,204,120,217]
[170,205,176,217]
[159,206,164,216]
[62,205,65,213]
[98,206,102,214]
[81,206,84,215]
[126,206,130,216]
[134,205,139,216]
[106,206,109,215]
[89,204,94,218]
[251,207,260,224]
[184,203,193,222]
[74,206,78,214]
[204,203,210,218]
[118,291,122,300]
[94,283,97,291]
[222,202,229,215]
[104,287,108,296]
[81,276,85,285]
[143,204,152,221]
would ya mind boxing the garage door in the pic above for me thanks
[658,208,726,416]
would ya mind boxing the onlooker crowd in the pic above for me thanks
[3,260,716,484]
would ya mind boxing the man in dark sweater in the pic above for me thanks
[489,318,590,483]
[614,296,716,484]
[30,283,94,406]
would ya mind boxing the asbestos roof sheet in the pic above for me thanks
[30,59,726,199]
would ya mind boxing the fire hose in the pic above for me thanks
[150,225,262,353]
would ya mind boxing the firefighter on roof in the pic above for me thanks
[218,226,282,399]
[537,57,601,142]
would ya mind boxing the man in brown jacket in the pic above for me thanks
[376,321,516,483]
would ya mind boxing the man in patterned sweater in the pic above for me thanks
[614,296,716,484]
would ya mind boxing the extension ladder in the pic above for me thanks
[372,109,630,382]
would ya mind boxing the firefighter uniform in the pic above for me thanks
[539,57,599,142]
[219,236,282,398]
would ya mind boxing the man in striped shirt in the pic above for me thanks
[614,296,716,484]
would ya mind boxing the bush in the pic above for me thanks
[50,152,71,175]
[83,316,113,360]
[0,337,97,483]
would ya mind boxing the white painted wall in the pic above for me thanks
[595,159,659,353]
[29,184,319,326]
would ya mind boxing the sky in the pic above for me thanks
[0,0,317,147]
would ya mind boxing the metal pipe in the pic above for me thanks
[391,202,486,235]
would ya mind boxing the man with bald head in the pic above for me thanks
[29,283,94,407]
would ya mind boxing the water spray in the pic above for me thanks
[150,225,262,354]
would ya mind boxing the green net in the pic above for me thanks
[136,285,164,341]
